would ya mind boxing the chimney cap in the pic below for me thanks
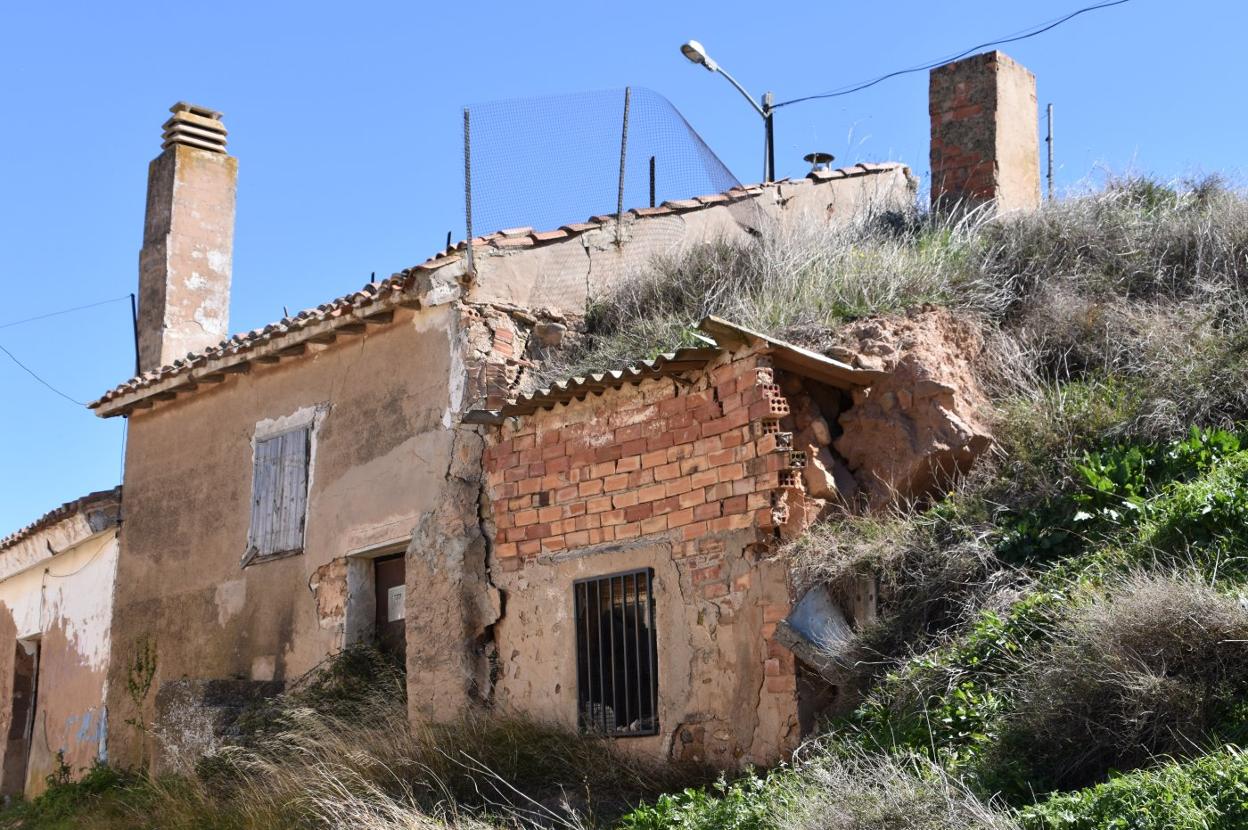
[170,101,224,120]
[162,102,228,153]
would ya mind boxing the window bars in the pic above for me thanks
[574,568,658,737]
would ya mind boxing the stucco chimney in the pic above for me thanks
[929,51,1039,213]
[136,102,237,372]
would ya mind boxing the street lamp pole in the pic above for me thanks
[680,41,775,183]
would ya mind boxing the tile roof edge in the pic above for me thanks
[0,486,123,553]
[90,163,907,416]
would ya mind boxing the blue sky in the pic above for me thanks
[0,0,1238,531]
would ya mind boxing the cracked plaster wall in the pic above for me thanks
[0,527,117,798]
[108,303,461,769]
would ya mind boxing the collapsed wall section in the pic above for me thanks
[481,346,818,766]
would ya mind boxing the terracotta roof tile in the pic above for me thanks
[90,163,908,416]
[0,486,122,552]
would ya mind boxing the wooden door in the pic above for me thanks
[2,643,37,796]
[374,554,406,660]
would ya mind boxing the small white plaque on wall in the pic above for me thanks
[387,585,406,622]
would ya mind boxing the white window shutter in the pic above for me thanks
[248,427,309,558]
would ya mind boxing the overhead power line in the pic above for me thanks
[0,293,132,330]
[773,0,1132,109]
[0,342,86,406]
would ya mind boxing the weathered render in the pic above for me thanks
[0,488,121,797]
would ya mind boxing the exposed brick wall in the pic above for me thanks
[481,347,810,762]
[483,350,809,568]
[929,50,1039,213]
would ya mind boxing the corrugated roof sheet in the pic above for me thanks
[467,317,885,422]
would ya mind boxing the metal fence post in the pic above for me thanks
[463,107,475,276]
[616,86,631,247]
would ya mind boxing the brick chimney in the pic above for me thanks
[137,103,237,372]
[929,51,1039,213]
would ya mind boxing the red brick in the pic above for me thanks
[604,473,630,492]
[702,582,729,599]
[555,485,579,503]
[667,443,693,462]
[710,512,754,532]
[641,449,667,469]
[658,396,687,416]
[613,491,639,509]
[578,480,604,497]
[678,489,706,509]
[518,539,541,556]
[513,434,536,451]
[495,541,519,558]
[622,438,648,457]
[691,469,718,490]
[587,496,613,514]
[641,515,667,535]
[590,460,616,479]
[616,423,644,443]
[717,463,745,483]
[670,426,700,445]
[541,442,565,461]
[681,520,708,541]
[646,431,676,452]
[503,526,527,543]
[664,478,692,497]
[654,462,681,482]
[565,530,590,547]
[595,444,623,464]
[517,479,541,496]
[624,502,654,522]
[693,502,720,521]
[567,502,587,518]
[617,455,642,473]
[615,524,641,540]
[666,507,694,528]
[541,535,566,553]
[638,483,667,503]
[722,495,748,514]
[601,509,626,526]
[513,509,538,527]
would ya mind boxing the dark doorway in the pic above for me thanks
[374,553,406,660]
[2,642,38,797]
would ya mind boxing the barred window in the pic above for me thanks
[246,426,310,561]
[574,569,658,737]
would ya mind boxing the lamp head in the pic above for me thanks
[680,40,718,72]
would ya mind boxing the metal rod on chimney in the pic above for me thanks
[1046,103,1054,202]
[129,293,140,377]
[616,87,631,248]
[463,107,475,276]
[649,155,656,208]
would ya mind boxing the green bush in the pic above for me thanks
[618,772,788,830]
[1019,748,1248,830]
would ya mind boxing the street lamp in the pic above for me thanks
[680,40,775,183]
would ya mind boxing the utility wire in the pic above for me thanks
[773,0,1132,109]
[0,343,86,406]
[0,294,132,330]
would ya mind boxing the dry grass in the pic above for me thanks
[996,572,1248,791]
[782,746,1019,830]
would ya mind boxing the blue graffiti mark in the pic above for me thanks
[75,710,95,743]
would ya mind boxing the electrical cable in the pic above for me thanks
[0,342,86,406]
[773,0,1132,109]
[0,294,132,330]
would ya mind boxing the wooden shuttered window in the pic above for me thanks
[247,427,310,560]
